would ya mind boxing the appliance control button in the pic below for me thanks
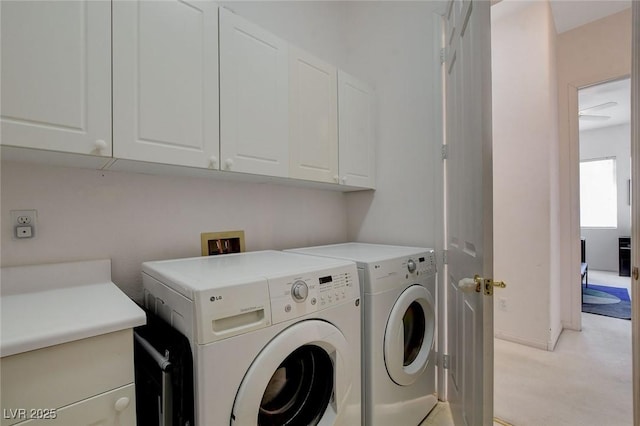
[292,280,309,303]
[285,304,292,313]
[407,259,417,273]
[311,297,317,305]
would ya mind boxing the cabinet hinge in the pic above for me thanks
[441,144,448,160]
[442,354,450,369]
[440,47,446,64]
[442,249,448,265]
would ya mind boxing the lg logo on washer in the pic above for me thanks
[210,295,223,302]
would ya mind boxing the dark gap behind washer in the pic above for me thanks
[134,306,194,426]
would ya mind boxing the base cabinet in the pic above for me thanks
[0,331,137,426]
[11,385,135,426]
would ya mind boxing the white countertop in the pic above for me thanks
[1,259,146,357]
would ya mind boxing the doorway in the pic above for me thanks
[578,78,633,310]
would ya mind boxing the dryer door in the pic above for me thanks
[232,320,351,426]
[384,284,435,386]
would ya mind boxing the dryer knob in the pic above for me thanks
[407,259,417,273]
[292,280,309,303]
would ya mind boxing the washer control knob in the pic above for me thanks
[291,280,308,303]
[407,259,417,273]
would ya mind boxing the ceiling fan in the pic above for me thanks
[578,101,617,121]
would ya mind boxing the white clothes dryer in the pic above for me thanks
[287,243,437,426]
[141,250,361,426]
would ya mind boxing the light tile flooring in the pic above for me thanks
[421,269,632,426]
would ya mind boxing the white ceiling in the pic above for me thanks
[548,0,631,132]
[549,0,631,34]
[578,78,631,132]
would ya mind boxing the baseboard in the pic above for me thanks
[494,331,548,350]
[547,324,563,351]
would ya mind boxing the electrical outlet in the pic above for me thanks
[498,297,508,311]
[10,209,37,240]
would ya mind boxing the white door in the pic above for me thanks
[219,8,289,177]
[289,47,339,184]
[337,71,376,189]
[0,0,111,157]
[443,0,494,425]
[113,0,219,169]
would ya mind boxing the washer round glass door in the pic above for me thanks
[232,320,352,426]
[384,284,436,386]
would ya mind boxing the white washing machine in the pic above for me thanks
[141,250,361,426]
[287,243,437,426]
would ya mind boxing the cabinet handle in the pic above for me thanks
[114,396,130,412]
[333,175,340,183]
[225,159,234,170]
[94,139,108,153]
[209,156,218,168]
[340,176,347,184]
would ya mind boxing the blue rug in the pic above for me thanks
[582,284,631,320]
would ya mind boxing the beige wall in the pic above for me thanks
[492,0,562,349]
[557,8,632,330]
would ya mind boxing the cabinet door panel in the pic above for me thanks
[113,0,219,169]
[16,384,136,426]
[219,8,289,177]
[289,48,338,183]
[0,0,111,156]
[338,71,375,188]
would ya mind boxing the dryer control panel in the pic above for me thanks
[269,264,359,325]
[365,250,436,294]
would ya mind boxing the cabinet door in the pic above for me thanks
[219,8,289,177]
[0,1,111,156]
[113,0,219,169]
[289,47,338,183]
[16,384,136,426]
[338,71,376,189]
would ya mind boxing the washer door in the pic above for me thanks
[384,284,436,386]
[232,320,351,426]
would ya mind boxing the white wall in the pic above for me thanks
[343,2,444,249]
[1,162,348,299]
[491,0,562,350]
[557,8,632,330]
[579,123,632,271]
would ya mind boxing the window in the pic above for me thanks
[580,158,617,228]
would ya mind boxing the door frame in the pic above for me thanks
[630,2,639,423]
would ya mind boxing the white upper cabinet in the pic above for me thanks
[289,47,339,184]
[113,0,219,169]
[338,71,376,189]
[0,0,112,157]
[219,8,289,178]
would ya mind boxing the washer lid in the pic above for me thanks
[142,250,354,300]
